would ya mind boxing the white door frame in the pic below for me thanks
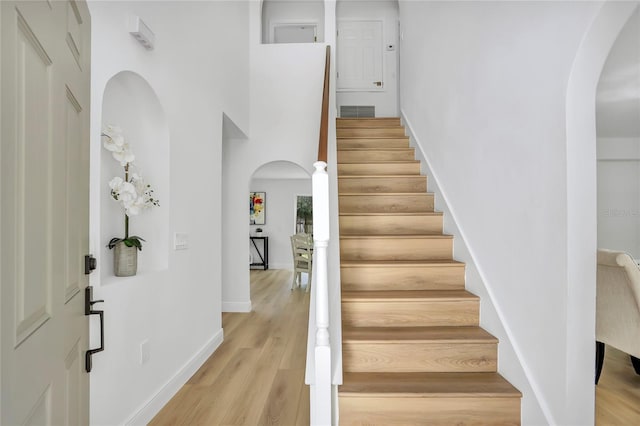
[270,20,318,44]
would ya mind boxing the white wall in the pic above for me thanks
[220,0,325,312]
[262,0,325,43]
[249,178,312,268]
[88,1,249,424]
[336,0,398,117]
[399,1,605,424]
[596,9,640,258]
[597,137,640,257]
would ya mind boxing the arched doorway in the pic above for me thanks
[249,161,312,274]
[565,1,639,418]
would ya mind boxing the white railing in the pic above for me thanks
[307,45,333,425]
[310,161,331,425]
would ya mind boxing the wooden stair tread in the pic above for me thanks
[342,290,478,302]
[339,193,430,197]
[338,137,409,140]
[337,117,400,120]
[341,259,463,267]
[339,212,442,217]
[340,372,521,398]
[338,148,414,151]
[339,160,419,164]
[342,326,496,343]
[337,118,401,127]
[340,234,452,240]
[338,175,423,178]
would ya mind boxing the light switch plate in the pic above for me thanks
[174,233,189,250]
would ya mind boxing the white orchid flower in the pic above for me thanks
[108,177,124,190]
[126,197,148,216]
[102,125,159,248]
[103,125,122,135]
[102,125,126,153]
[112,146,135,166]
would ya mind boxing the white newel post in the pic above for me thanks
[311,160,332,425]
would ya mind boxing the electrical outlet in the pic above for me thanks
[140,339,150,365]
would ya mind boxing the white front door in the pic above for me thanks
[1,0,92,424]
[337,20,383,90]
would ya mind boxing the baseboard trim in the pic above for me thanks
[221,300,252,312]
[124,328,224,425]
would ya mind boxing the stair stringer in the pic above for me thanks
[401,110,549,426]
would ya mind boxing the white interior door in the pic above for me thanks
[1,0,92,424]
[273,24,317,43]
[337,20,383,90]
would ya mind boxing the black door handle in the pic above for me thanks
[85,286,104,373]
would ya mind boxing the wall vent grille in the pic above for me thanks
[340,105,375,118]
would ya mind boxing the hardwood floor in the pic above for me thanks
[149,269,310,426]
[145,267,639,425]
[596,344,640,425]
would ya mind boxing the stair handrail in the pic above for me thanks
[318,46,330,163]
[310,45,332,425]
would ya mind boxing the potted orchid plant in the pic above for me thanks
[102,125,159,276]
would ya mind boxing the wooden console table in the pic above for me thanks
[250,236,269,270]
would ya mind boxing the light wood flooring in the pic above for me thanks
[146,269,638,425]
[149,269,310,426]
[596,344,640,425]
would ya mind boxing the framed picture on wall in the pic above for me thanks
[250,192,266,225]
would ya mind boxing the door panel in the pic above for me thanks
[15,4,54,346]
[337,21,383,90]
[1,1,92,424]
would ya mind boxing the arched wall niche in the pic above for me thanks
[261,0,325,44]
[100,71,170,283]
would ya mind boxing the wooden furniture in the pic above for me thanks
[596,249,640,384]
[250,236,268,270]
[290,233,313,292]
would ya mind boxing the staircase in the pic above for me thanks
[336,117,521,425]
